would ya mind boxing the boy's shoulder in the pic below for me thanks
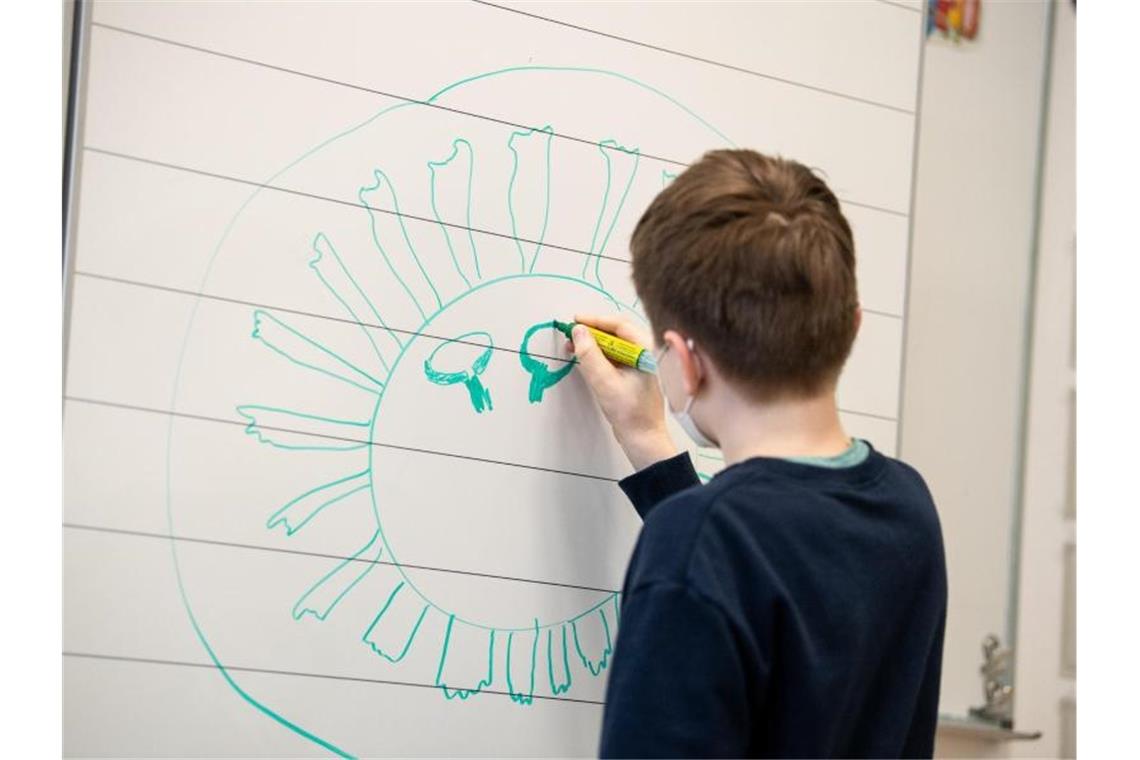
[627,449,940,595]
[626,461,792,591]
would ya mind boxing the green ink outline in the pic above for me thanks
[267,470,371,536]
[236,404,370,452]
[435,616,496,700]
[506,125,554,273]
[362,581,430,663]
[571,601,614,677]
[584,139,641,290]
[422,330,495,413]
[310,232,400,374]
[292,529,383,622]
[546,624,573,696]
[251,308,383,394]
[428,138,481,284]
[166,64,732,754]
[359,169,442,320]
[518,320,577,403]
[367,273,630,634]
[505,619,541,705]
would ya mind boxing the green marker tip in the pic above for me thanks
[552,319,575,338]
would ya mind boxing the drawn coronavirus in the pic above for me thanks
[166,66,731,756]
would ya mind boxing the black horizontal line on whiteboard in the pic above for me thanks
[75,151,905,320]
[73,270,588,365]
[85,145,908,280]
[65,391,897,459]
[90,20,685,168]
[84,146,633,269]
[471,1,916,116]
[63,522,621,596]
[72,268,901,376]
[63,651,606,707]
[64,395,624,483]
[89,22,909,219]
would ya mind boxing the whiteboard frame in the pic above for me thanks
[63,0,92,395]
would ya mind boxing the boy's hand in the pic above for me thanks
[568,313,679,471]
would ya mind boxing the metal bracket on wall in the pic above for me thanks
[969,634,1015,728]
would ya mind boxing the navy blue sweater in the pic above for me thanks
[598,446,947,758]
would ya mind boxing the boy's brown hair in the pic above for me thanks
[631,149,859,400]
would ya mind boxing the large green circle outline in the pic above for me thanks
[163,65,735,757]
[367,272,632,633]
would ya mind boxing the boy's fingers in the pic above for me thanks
[571,324,616,390]
[573,313,652,347]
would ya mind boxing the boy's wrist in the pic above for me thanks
[617,427,679,472]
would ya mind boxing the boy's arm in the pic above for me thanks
[902,605,947,757]
[599,582,754,758]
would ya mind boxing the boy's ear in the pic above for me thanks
[854,305,863,336]
[663,329,704,397]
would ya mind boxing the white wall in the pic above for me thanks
[900,0,1052,724]
[919,1,1077,757]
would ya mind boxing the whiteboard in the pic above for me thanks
[63,2,923,756]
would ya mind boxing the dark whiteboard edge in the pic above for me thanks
[1004,0,1059,704]
[62,0,92,402]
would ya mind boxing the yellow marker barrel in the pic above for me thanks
[553,320,657,373]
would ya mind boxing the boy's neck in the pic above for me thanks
[708,387,852,467]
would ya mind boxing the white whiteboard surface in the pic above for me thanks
[64,2,922,756]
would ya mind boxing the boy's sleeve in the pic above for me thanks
[902,606,947,758]
[599,582,754,758]
[617,452,701,520]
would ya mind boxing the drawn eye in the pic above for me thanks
[422,330,495,413]
[518,320,577,403]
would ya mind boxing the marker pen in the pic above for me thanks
[553,320,657,374]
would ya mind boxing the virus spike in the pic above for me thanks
[292,530,382,621]
[359,169,442,320]
[251,309,383,395]
[309,233,403,374]
[584,139,641,290]
[506,619,541,706]
[435,617,495,701]
[428,139,482,287]
[267,469,371,536]
[362,581,431,663]
[546,624,573,696]
[506,125,554,274]
[235,405,370,452]
[571,595,618,677]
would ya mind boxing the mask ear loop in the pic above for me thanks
[684,338,703,390]
[682,394,698,415]
[656,337,704,387]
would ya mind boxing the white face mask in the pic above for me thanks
[655,340,717,448]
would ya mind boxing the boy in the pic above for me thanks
[567,150,947,758]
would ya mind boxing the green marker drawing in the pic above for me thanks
[161,64,733,756]
[584,139,641,289]
[428,138,481,285]
[519,321,577,403]
[507,124,554,273]
[422,330,495,413]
